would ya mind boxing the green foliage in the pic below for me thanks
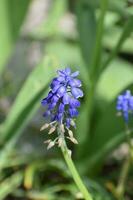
[102,15,133,72]
[0,56,58,170]
[76,1,96,68]
[0,0,30,74]
[7,0,30,39]
[0,172,23,200]
[0,0,133,199]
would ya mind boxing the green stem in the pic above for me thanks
[115,156,130,200]
[115,126,133,200]
[125,125,133,159]
[61,146,92,200]
[60,139,92,200]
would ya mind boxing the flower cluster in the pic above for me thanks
[116,90,133,122]
[41,67,83,149]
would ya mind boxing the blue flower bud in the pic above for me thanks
[71,87,83,98]
[69,98,80,107]
[57,86,66,97]
[58,103,65,113]
[69,108,79,117]
[71,71,79,77]
[63,93,71,104]
[69,79,82,87]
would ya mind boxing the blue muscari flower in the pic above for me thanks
[41,67,83,148]
[116,90,133,122]
[41,67,83,127]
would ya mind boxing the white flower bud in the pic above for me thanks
[44,139,51,144]
[68,130,73,138]
[67,136,78,144]
[71,137,78,144]
[40,123,49,131]
[48,126,56,134]
[58,137,63,147]
[47,141,55,150]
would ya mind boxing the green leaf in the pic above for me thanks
[7,0,30,39]
[90,0,108,79]
[0,0,12,74]
[0,55,58,170]
[81,83,133,174]
[78,58,133,173]
[103,27,133,54]
[76,102,91,145]
[0,0,30,74]
[109,0,131,18]
[76,1,96,68]
[0,171,23,200]
[102,15,133,72]
[76,0,108,158]
[86,179,113,200]
[97,58,133,101]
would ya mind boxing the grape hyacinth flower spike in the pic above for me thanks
[116,92,133,199]
[116,90,133,123]
[40,67,83,150]
[40,67,93,200]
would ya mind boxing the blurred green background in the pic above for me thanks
[0,0,133,199]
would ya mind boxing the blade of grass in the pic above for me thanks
[101,15,133,73]
[80,130,127,174]
[0,0,12,74]
[0,0,30,74]
[1,56,58,142]
[0,55,58,170]
[97,58,133,101]
[90,0,108,80]
[76,0,108,158]
[0,88,47,170]
[80,84,133,174]
[0,171,23,200]
[75,0,96,149]
[76,1,96,70]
